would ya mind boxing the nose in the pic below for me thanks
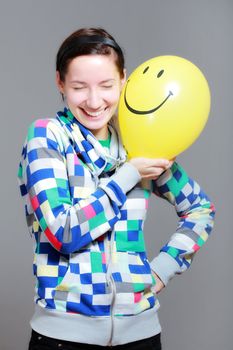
[86,88,102,109]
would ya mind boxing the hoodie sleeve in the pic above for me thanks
[18,119,141,254]
[149,161,216,286]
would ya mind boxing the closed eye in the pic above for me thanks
[101,85,113,89]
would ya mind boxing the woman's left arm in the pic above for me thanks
[150,161,216,288]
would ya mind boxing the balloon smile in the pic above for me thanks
[124,81,173,115]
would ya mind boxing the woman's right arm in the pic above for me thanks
[18,120,141,254]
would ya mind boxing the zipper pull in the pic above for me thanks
[115,159,121,172]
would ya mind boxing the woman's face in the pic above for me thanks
[57,54,126,139]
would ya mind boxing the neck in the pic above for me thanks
[92,126,109,140]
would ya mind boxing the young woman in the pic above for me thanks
[18,28,215,350]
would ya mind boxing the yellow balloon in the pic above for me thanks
[118,55,211,159]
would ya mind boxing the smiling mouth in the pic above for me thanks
[124,81,173,115]
[80,107,108,118]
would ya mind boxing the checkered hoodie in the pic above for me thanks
[18,108,215,346]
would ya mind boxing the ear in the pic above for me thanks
[120,68,127,89]
[56,71,64,93]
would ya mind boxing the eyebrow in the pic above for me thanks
[70,79,116,84]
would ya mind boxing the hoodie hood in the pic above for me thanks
[56,108,127,177]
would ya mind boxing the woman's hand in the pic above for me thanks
[129,157,175,180]
[151,271,165,294]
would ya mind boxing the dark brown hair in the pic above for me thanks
[56,27,125,82]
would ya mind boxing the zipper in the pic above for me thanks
[114,159,121,172]
[106,230,117,346]
[107,275,116,346]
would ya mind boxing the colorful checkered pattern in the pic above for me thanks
[18,108,215,318]
[152,162,215,271]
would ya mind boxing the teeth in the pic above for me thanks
[84,109,105,117]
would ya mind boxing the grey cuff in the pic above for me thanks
[110,162,141,193]
[149,252,182,286]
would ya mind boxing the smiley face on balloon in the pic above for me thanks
[118,56,211,159]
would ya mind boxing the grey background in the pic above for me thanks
[0,0,231,349]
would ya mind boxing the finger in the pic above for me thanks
[145,158,170,167]
[147,166,165,174]
[144,167,166,178]
[154,285,164,294]
[166,161,173,169]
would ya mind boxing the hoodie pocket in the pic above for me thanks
[111,251,154,290]
[53,250,112,315]
[54,251,89,294]
[111,251,157,315]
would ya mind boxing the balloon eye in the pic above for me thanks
[157,70,164,78]
[143,66,149,74]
